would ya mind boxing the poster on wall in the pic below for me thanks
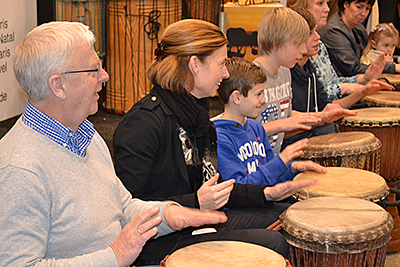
[0,0,37,122]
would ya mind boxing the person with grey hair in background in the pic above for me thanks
[0,21,228,267]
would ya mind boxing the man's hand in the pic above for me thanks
[197,173,235,211]
[263,179,319,202]
[164,205,227,230]
[110,207,162,267]
[279,139,308,164]
[291,160,327,173]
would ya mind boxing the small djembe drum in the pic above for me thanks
[280,197,393,267]
[380,74,400,91]
[161,241,292,266]
[339,107,400,252]
[292,167,390,205]
[299,132,381,174]
[364,91,400,107]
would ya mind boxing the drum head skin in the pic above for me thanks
[164,241,287,267]
[280,197,393,254]
[340,107,400,127]
[364,91,400,108]
[293,167,389,201]
[301,132,381,158]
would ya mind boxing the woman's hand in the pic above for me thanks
[197,174,235,211]
[263,179,319,202]
[165,205,227,230]
[360,79,394,96]
[361,53,385,83]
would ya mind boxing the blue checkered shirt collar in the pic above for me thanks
[21,101,95,157]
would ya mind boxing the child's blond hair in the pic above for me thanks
[362,23,400,57]
[257,7,309,56]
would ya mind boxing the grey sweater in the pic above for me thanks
[0,118,175,266]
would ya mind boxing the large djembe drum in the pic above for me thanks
[299,132,381,174]
[105,0,181,113]
[292,167,390,205]
[161,241,291,266]
[280,197,393,267]
[339,107,400,252]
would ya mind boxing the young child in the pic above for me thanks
[361,23,400,65]
[254,7,355,156]
[214,57,326,185]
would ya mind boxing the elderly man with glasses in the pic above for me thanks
[0,21,226,266]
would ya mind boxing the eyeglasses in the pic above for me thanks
[61,62,102,76]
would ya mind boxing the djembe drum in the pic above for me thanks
[184,0,221,25]
[292,167,390,204]
[161,241,291,266]
[380,74,400,91]
[364,91,400,107]
[339,107,400,252]
[105,0,181,113]
[299,132,381,173]
[280,197,393,267]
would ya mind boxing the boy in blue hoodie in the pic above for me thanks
[214,57,326,185]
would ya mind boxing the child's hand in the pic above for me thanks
[384,53,394,63]
[285,113,321,131]
[279,138,308,164]
[291,160,327,173]
[319,104,357,124]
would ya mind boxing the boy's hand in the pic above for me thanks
[279,138,309,164]
[319,104,357,124]
[285,113,321,131]
[291,160,327,173]
[197,174,235,211]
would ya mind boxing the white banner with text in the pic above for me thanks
[0,0,37,122]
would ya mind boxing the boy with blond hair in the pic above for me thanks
[214,57,326,185]
[254,7,355,156]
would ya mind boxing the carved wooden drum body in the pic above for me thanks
[339,107,400,252]
[280,197,393,267]
[339,107,400,183]
[162,241,291,267]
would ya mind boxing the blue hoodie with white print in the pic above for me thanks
[214,118,296,185]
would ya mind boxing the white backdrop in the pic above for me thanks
[0,0,37,122]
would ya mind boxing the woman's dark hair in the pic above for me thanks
[338,0,375,15]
